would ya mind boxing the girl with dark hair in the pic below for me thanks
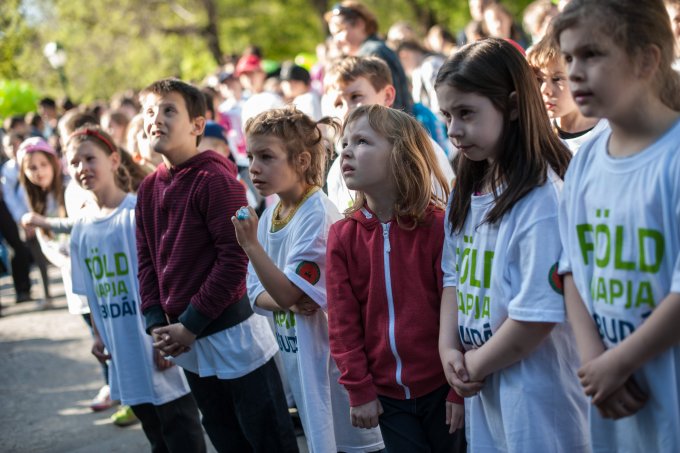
[436,38,588,451]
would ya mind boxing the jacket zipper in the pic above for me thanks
[382,222,411,399]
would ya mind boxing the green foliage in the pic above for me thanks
[0,80,41,119]
[5,0,536,104]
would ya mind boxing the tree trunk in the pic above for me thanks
[403,0,438,31]
[200,0,223,64]
[308,0,331,35]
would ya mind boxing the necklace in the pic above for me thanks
[271,186,318,232]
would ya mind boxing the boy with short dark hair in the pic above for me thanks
[136,78,298,453]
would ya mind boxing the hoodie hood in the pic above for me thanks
[348,203,443,230]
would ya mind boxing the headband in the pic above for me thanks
[68,129,117,154]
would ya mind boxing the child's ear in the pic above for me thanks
[297,151,311,172]
[508,91,519,121]
[192,116,207,138]
[636,44,661,81]
[110,149,122,170]
[383,85,396,108]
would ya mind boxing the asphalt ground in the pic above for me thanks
[0,266,307,452]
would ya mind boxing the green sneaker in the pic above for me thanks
[111,405,138,427]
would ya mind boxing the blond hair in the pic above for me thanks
[245,106,339,188]
[342,104,449,229]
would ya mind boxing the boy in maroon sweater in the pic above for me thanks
[136,79,298,453]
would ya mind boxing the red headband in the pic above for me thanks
[69,129,117,154]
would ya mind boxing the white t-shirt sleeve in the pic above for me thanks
[673,170,680,294]
[246,262,269,316]
[442,196,458,288]
[69,223,87,296]
[246,211,271,316]
[506,216,566,323]
[672,201,680,294]
[557,164,577,275]
[284,212,330,309]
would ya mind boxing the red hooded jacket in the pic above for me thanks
[327,205,461,406]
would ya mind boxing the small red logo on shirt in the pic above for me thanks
[296,261,320,285]
[549,263,564,295]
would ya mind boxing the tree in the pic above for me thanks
[7,0,536,103]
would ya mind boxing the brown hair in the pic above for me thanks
[526,34,561,70]
[67,125,149,193]
[139,78,207,145]
[551,0,680,111]
[435,38,571,233]
[324,1,379,36]
[325,56,393,92]
[19,151,66,222]
[244,106,339,188]
[342,104,449,229]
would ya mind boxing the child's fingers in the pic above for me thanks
[625,378,648,402]
[453,360,469,382]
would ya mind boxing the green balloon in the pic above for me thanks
[261,59,281,75]
[0,80,40,119]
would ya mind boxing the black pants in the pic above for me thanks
[0,199,32,296]
[183,357,298,453]
[130,393,206,453]
[25,236,50,298]
[378,384,466,453]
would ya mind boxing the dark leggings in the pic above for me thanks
[378,384,466,453]
[183,358,299,453]
[25,236,51,299]
[131,393,206,453]
[0,199,32,296]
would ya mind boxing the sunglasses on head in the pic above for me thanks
[331,4,360,19]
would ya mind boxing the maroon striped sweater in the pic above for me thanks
[135,150,248,335]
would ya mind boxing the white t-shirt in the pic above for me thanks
[442,171,589,452]
[71,194,190,406]
[558,119,680,453]
[29,188,90,315]
[247,190,384,453]
[561,119,610,155]
[327,137,454,213]
[292,91,322,121]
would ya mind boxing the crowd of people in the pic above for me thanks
[1,0,680,452]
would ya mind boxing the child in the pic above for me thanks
[435,38,589,451]
[279,62,322,121]
[554,1,680,451]
[327,104,465,452]
[135,78,298,452]
[666,0,680,70]
[232,106,384,453]
[17,137,66,309]
[66,125,205,451]
[323,56,455,212]
[527,35,609,154]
